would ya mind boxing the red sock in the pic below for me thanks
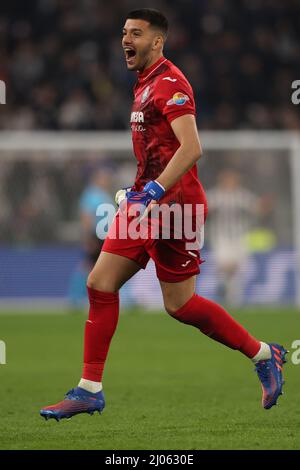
[82,287,119,382]
[170,294,260,358]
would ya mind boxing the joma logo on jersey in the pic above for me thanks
[131,112,144,123]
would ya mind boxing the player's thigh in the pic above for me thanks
[160,276,196,315]
[87,251,141,293]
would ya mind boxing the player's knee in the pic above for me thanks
[86,271,117,293]
[164,301,182,317]
[86,272,98,290]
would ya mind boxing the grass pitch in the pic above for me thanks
[0,307,300,450]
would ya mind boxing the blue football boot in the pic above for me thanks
[40,387,105,421]
[255,343,288,410]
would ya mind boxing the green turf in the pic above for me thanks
[0,308,300,450]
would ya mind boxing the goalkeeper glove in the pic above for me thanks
[115,187,132,206]
[126,180,165,207]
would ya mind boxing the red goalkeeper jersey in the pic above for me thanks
[130,56,207,213]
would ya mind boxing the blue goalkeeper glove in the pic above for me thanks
[126,180,165,207]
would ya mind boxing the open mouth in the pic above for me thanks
[124,48,136,63]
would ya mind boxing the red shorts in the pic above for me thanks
[102,209,204,283]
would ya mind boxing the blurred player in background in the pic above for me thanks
[68,166,114,308]
[40,9,287,421]
[207,169,276,305]
[207,169,259,305]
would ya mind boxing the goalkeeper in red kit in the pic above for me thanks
[40,9,287,421]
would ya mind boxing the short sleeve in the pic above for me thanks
[154,77,196,124]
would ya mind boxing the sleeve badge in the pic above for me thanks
[166,92,190,106]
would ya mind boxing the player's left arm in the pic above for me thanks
[156,113,202,191]
[133,114,203,219]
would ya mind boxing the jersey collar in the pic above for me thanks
[137,56,168,82]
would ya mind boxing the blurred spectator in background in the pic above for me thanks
[0,0,299,131]
[68,165,114,308]
[0,162,12,241]
[14,169,62,243]
[206,169,274,305]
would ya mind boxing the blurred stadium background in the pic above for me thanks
[1,0,300,452]
[0,0,299,310]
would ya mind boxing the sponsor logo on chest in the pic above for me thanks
[130,111,144,123]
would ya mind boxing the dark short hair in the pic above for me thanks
[126,8,168,37]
